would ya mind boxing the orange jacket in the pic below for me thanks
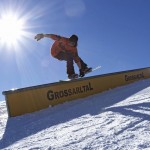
[50,34,80,63]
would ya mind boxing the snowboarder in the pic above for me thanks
[34,33,92,79]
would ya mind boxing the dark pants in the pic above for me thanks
[54,51,87,75]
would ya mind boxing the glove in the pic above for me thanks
[34,33,44,41]
[79,69,85,77]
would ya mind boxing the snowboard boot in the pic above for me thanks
[79,67,92,77]
[68,73,78,79]
[83,67,92,74]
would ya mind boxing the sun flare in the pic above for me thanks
[0,12,25,47]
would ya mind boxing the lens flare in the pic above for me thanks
[0,12,26,47]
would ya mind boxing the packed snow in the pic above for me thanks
[0,79,150,150]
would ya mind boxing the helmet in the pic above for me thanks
[69,34,78,42]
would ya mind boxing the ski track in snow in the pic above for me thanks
[0,79,150,150]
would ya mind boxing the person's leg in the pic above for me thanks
[55,52,77,78]
[79,58,87,69]
[65,52,75,76]
[78,57,92,77]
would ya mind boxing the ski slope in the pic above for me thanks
[0,79,150,150]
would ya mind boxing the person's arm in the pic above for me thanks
[34,33,61,41]
[43,34,61,40]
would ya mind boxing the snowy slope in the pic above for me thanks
[0,79,150,150]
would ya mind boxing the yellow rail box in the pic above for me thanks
[3,67,150,117]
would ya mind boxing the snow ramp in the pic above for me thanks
[2,67,150,117]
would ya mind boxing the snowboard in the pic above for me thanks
[60,66,101,82]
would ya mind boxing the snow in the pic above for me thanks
[0,79,150,150]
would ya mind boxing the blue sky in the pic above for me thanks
[0,0,150,100]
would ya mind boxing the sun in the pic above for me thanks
[0,12,25,47]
